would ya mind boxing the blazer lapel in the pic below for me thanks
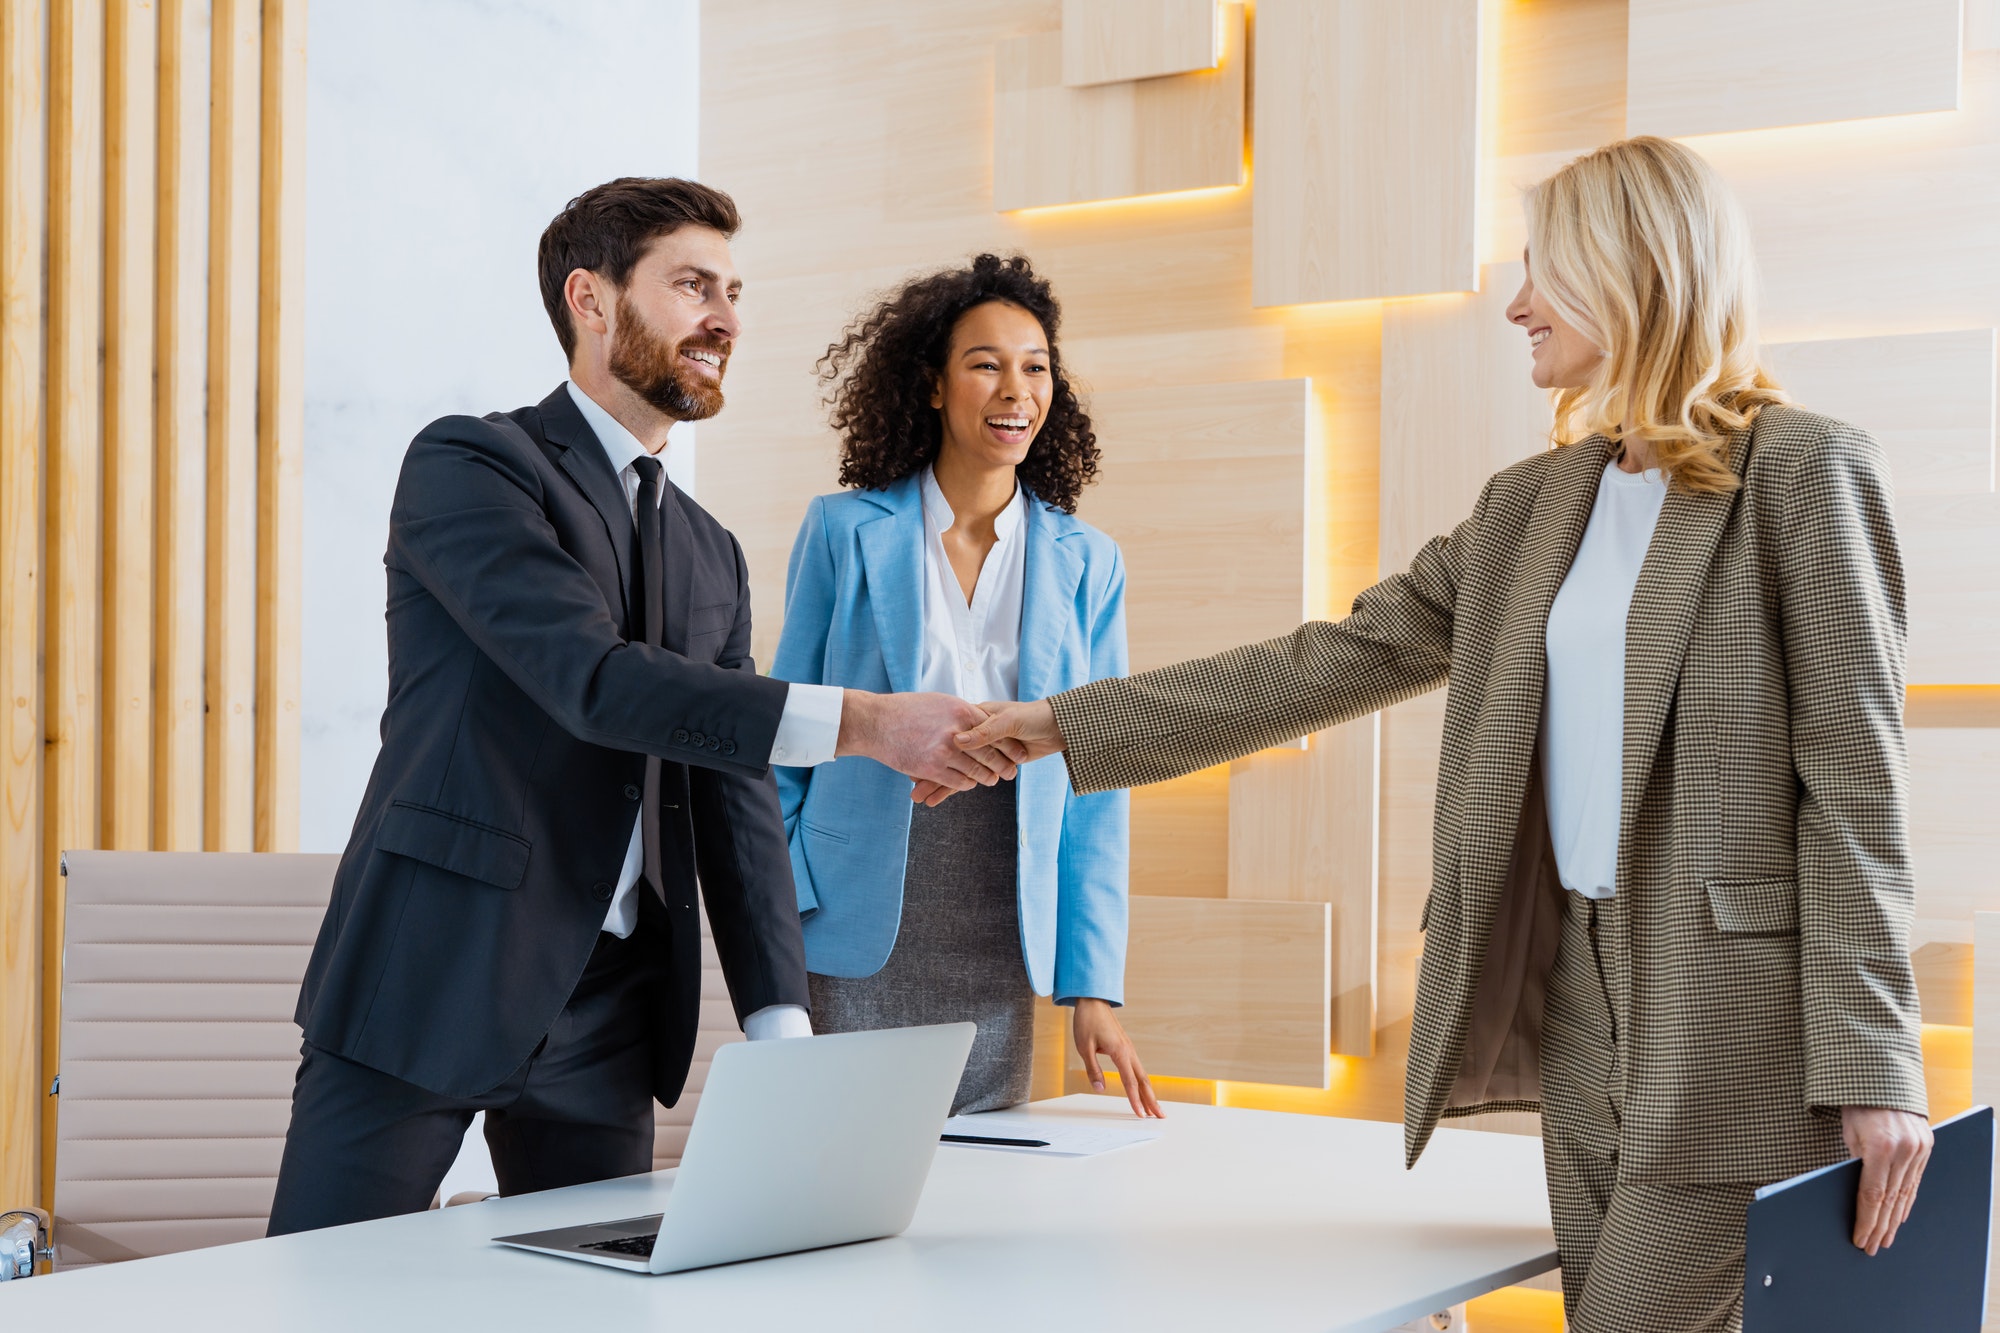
[1615,429,1751,873]
[1459,437,1611,914]
[856,476,924,694]
[1018,500,1084,703]
[539,386,637,623]
[660,484,695,655]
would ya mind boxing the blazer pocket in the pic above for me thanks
[689,600,735,640]
[377,800,532,891]
[801,818,850,846]
[1704,875,1799,936]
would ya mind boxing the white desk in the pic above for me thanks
[1,1097,1557,1332]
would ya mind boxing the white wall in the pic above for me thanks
[303,0,702,857]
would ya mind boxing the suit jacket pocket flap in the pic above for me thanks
[1704,876,1798,935]
[378,801,532,890]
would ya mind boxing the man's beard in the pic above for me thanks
[607,292,729,421]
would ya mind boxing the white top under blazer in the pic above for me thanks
[1540,458,1669,900]
[917,465,1028,705]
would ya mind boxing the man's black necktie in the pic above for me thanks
[631,455,667,902]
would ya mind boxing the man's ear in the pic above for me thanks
[565,269,614,343]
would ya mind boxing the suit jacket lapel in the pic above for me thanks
[1615,428,1751,874]
[538,386,637,623]
[1018,500,1083,703]
[1459,437,1611,915]
[660,483,695,656]
[856,476,924,694]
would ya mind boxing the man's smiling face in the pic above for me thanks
[605,224,743,421]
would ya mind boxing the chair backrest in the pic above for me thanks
[651,897,744,1170]
[52,851,339,1268]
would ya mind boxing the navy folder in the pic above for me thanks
[1745,1105,1993,1331]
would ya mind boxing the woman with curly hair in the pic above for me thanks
[770,254,1161,1118]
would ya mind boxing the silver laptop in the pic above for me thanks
[494,1022,974,1274]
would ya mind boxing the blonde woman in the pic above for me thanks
[955,137,1931,1332]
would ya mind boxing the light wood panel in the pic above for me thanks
[1379,689,1447,1031]
[1252,0,1483,306]
[1119,895,1331,1087]
[1626,0,1962,139]
[0,0,46,1219]
[1911,726,2000,949]
[1496,0,1626,158]
[1131,764,1228,897]
[1764,329,1996,497]
[1902,494,2000,684]
[44,0,105,1204]
[1082,378,1310,670]
[155,0,207,851]
[207,0,259,852]
[1380,262,1552,573]
[1229,716,1380,1056]
[995,4,1243,212]
[1061,0,1218,87]
[104,0,158,852]
[255,0,305,853]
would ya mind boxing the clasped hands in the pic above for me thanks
[835,692,1063,805]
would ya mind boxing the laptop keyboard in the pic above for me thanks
[582,1233,658,1259]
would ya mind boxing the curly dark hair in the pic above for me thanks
[818,254,1100,513]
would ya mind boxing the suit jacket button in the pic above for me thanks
[673,729,689,744]
[623,784,641,800]
[721,741,737,757]
[689,731,705,747]
[591,881,614,902]
[706,737,721,752]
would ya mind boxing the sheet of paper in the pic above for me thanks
[941,1112,1163,1157]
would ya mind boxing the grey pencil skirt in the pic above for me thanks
[807,778,1035,1115]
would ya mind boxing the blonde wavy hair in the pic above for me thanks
[1526,136,1786,492]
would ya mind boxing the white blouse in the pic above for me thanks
[918,466,1027,705]
[1540,458,1668,900]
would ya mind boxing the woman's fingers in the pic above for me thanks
[1110,1047,1164,1119]
[1078,1035,1106,1092]
[1853,1148,1894,1254]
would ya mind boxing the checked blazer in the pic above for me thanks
[1049,404,1928,1183]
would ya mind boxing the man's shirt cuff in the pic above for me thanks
[743,1004,813,1040]
[770,683,842,767]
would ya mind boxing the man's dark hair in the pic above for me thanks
[537,177,741,361]
[819,253,1100,513]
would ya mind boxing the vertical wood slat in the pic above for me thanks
[0,0,47,1215]
[255,0,303,852]
[207,0,259,851]
[154,0,207,850]
[44,0,105,1209]
[104,0,158,851]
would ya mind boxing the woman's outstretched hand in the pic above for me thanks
[1073,997,1164,1119]
[909,698,1064,806]
[1842,1105,1932,1255]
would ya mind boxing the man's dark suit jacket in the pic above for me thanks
[295,384,810,1104]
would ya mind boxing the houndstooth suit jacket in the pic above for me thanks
[1051,404,1928,1182]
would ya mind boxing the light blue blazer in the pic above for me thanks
[771,474,1131,1004]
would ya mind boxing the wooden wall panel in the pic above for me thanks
[1119,895,1330,1087]
[206,0,259,852]
[255,0,305,852]
[1229,716,1379,1055]
[1911,726,2000,964]
[1903,495,2000,685]
[1380,262,1551,573]
[155,0,207,851]
[1626,0,1962,139]
[1495,0,1625,158]
[1764,329,1996,497]
[104,0,158,852]
[1379,689,1447,1032]
[995,4,1243,212]
[1083,378,1309,671]
[1252,0,1483,306]
[1061,0,1219,87]
[1130,765,1228,898]
[0,0,46,1220]
[44,0,106,1201]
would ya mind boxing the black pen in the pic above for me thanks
[941,1133,1050,1148]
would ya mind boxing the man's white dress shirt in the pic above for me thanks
[566,381,823,1038]
[1540,457,1668,900]
[917,466,1028,704]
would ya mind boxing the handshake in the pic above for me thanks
[834,690,1066,806]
